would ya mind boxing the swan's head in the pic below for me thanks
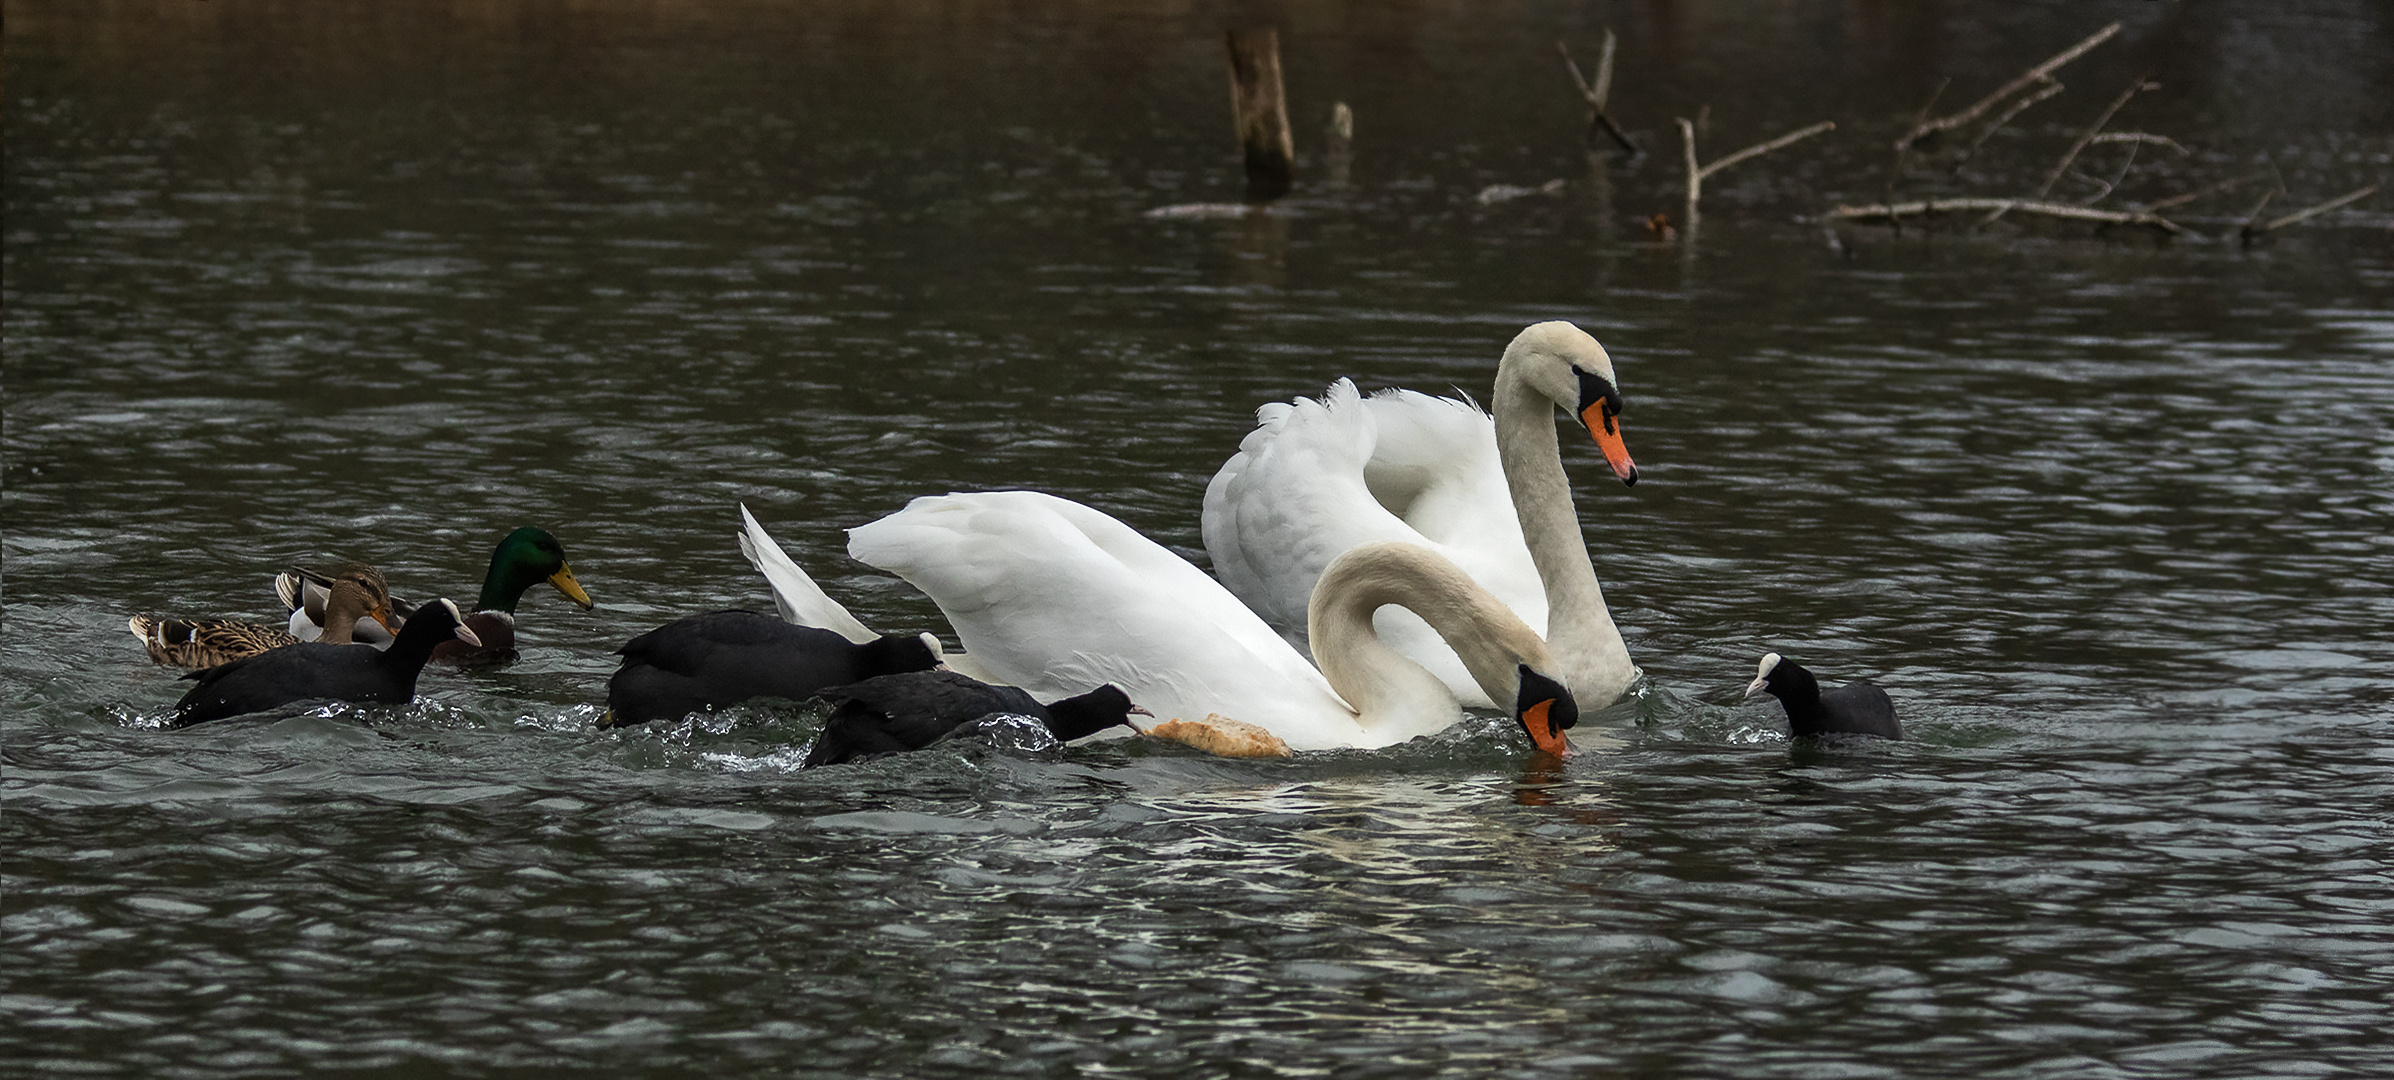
[1503,320,1638,487]
[1513,664,1579,757]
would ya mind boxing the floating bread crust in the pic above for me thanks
[1142,714,1294,758]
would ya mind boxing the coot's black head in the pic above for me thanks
[1513,664,1578,757]
[401,598,483,647]
[1744,652,1819,704]
[1044,683,1151,742]
[857,631,944,678]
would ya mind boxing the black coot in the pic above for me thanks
[171,598,481,728]
[1744,652,1903,740]
[600,610,941,728]
[803,669,1146,768]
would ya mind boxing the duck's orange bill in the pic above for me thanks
[548,565,595,610]
[1520,699,1574,758]
[367,603,399,633]
[1579,401,1639,485]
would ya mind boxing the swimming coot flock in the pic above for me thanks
[126,323,1902,764]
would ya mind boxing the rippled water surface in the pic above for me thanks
[7,1,2392,1076]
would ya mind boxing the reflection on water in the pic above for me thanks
[5,1,2392,1076]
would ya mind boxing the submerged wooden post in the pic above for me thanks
[1325,101,1354,188]
[1226,28,1295,201]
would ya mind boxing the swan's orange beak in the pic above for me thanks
[1519,698,1573,758]
[1579,400,1638,486]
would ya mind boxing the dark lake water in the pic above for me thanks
[6,1,2392,1075]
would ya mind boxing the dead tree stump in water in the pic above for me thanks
[1226,28,1295,202]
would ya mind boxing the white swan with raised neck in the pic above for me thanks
[1203,320,1641,709]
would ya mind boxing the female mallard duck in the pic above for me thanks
[130,575,396,670]
[280,528,594,667]
[276,563,400,646]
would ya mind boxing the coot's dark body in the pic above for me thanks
[172,599,478,728]
[1745,652,1903,740]
[803,670,1141,768]
[601,610,940,728]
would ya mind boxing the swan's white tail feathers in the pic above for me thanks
[737,503,877,644]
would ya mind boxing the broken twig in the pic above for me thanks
[1558,33,1639,155]
[1898,22,2122,150]
[2035,73,2158,200]
[2143,174,2252,213]
[1954,78,2065,171]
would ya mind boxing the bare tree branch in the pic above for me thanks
[1683,119,1836,230]
[1558,35,1639,155]
[2245,184,2380,238]
[2089,132,2187,154]
[1898,22,2122,149]
[1831,197,2184,235]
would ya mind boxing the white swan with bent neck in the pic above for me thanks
[845,490,1578,753]
[1203,320,1641,710]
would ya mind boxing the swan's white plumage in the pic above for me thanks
[737,504,1000,683]
[847,491,1555,752]
[738,502,876,644]
[1202,320,1639,710]
[1203,379,1545,706]
[848,491,1363,748]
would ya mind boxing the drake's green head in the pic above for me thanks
[478,527,594,613]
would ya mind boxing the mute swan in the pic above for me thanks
[846,490,1580,753]
[735,503,1006,685]
[1203,320,1640,709]
[1745,653,1903,740]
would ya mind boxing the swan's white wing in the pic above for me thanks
[738,503,876,643]
[849,491,1363,750]
[1202,382,1546,706]
[1203,380,1397,641]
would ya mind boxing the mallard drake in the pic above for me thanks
[170,599,482,728]
[598,610,942,728]
[801,670,1146,768]
[427,527,593,666]
[282,529,593,666]
[131,576,396,670]
[276,563,401,646]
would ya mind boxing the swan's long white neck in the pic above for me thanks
[1308,541,1554,744]
[1491,340,1635,705]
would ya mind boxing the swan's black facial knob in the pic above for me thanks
[1573,369,1637,487]
[1514,664,1578,757]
